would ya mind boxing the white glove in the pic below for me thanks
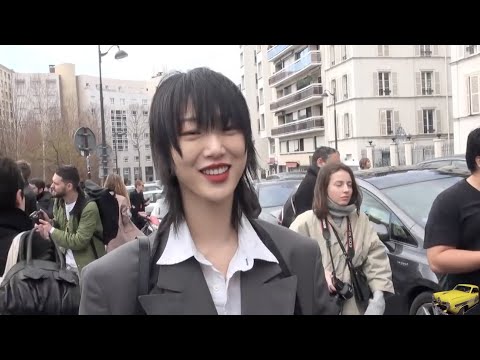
[364,290,385,315]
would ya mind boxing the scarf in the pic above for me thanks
[328,198,356,226]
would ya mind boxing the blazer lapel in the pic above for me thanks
[241,260,297,315]
[138,257,218,315]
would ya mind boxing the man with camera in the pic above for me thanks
[0,157,54,276]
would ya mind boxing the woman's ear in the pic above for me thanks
[16,189,25,211]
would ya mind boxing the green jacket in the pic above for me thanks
[52,193,106,273]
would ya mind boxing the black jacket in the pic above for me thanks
[37,191,54,219]
[129,190,147,228]
[292,165,319,217]
[24,186,38,220]
[0,208,55,275]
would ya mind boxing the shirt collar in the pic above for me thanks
[157,215,278,267]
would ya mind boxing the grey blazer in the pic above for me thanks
[79,219,337,315]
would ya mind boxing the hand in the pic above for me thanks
[324,270,337,293]
[38,218,53,234]
[35,223,50,240]
[38,209,51,224]
[364,290,386,315]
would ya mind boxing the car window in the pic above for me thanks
[391,214,417,246]
[452,160,468,169]
[257,182,299,208]
[382,176,463,227]
[454,285,470,293]
[360,190,391,243]
[418,160,451,168]
[472,288,479,294]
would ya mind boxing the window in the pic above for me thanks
[360,190,390,243]
[379,109,399,136]
[421,71,434,95]
[124,156,129,163]
[331,79,336,104]
[285,113,294,123]
[466,45,478,56]
[142,99,148,105]
[341,45,347,60]
[296,76,312,91]
[297,107,312,120]
[270,140,275,154]
[260,114,265,130]
[469,75,480,114]
[289,139,304,152]
[391,214,417,246]
[378,72,391,96]
[343,113,350,138]
[240,52,244,67]
[342,75,348,99]
[423,109,435,134]
[253,50,257,64]
[134,156,139,162]
[143,110,148,117]
[420,45,432,57]
[295,47,308,60]
[110,98,114,104]
[283,85,292,96]
[145,155,151,162]
[145,144,150,149]
[259,88,264,105]
[377,45,389,56]
[330,45,335,65]
[241,75,245,90]
[275,61,284,73]
[258,61,263,79]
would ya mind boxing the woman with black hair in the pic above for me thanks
[79,67,335,315]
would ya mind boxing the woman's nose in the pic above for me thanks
[203,132,225,157]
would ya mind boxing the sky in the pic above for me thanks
[0,45,241,84]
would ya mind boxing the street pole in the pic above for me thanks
[445,47,451,154]
[98,45,108,182]
[333,91,338,150]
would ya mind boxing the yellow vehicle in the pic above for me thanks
[432,284,480,315]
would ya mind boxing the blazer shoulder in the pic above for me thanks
[81,238,140,281]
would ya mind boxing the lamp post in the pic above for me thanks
[98,45,128,181]
[322,89,337,150]
[113,130,126,174]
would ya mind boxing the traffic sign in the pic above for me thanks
[73,127,96,157]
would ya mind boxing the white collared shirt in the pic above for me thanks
[64,201,78,271]
[157,215,278,315]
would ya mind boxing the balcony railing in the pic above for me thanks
[269,51,321,86]
[271,116,324,136]
[270,84,323,111]
[267,45,292,61]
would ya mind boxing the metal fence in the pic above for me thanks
[412,144,435,164]
[373,147,391,167]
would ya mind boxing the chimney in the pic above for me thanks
[49,65,55,73]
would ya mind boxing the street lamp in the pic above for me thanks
[113,130,126,174]
[322,89,337,150]
[98,45,128,181]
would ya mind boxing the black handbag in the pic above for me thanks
[0,230,80,315]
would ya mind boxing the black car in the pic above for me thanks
[355,165,469,315]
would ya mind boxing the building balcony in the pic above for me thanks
[271,116,324,137]
[270,84,323,112]
[267,45,293,62]
[269,51,321,87]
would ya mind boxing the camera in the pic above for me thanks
[332,276,354,301]
[29,210,44,225]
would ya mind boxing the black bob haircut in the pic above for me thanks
[149,67,260,231]
[0,156,26,211]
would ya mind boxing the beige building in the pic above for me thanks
[0,64,13,121]
[450,45,480,154]
[242,45,453,172]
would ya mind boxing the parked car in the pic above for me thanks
[149,197,169,220]
[417,154,466,169]
[255,179,301,224]
[265,171,306,181]
[354,165,470,315]
[126,182,163,194]
[432,284,480,315]
[144,190,164,214]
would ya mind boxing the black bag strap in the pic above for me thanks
[136,235,151,314]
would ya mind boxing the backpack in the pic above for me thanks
[82,180,119,245]
[280,191,297,228]
[0,230,80,315]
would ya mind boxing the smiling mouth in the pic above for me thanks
[200,165,230,176]
[200,165,231,183]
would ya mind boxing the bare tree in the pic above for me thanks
[127,103,149,180]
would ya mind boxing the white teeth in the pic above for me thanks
[201,166,229,175]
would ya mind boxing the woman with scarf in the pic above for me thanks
[290,162,394,315]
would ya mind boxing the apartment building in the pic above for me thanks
[322,45,452,164]
[75,72,157,183]
[450,45,480,154]
[241,45,325,175]
[0,64,13,121]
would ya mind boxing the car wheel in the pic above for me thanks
[409,291,434,315]
[458,306,466,315]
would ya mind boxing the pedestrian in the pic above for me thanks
[290,162,394,314]
[359,158,371,170]
[79,67,335,315]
